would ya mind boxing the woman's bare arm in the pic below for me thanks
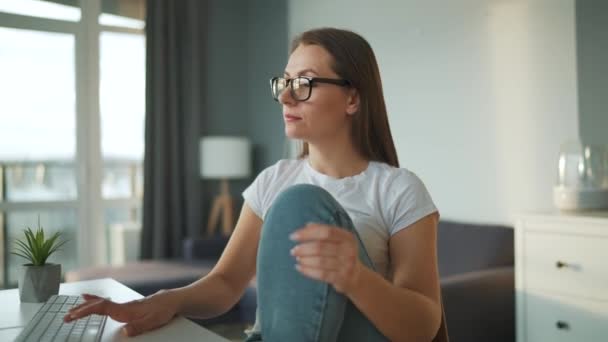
[344,213,442,341]
[168,203,262,318]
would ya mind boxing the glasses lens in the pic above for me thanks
[271,77,287,100]
[292,77,311,101]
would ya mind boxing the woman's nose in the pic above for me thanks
[278,86,295,105]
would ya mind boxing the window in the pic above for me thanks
[0,28,76,163]
[0,0,81,22]
[0,0,146,288]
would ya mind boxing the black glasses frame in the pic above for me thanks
[270,76,351,102]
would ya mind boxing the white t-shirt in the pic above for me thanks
[242,157,438,278]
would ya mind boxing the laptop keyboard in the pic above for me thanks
[16,295,107,342]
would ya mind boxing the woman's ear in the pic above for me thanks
[345,88,360,115]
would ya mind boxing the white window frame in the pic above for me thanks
[0,1,145,286]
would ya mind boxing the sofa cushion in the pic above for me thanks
[65,260,216,293]
[441,266,515,342]
[437,220,513,277]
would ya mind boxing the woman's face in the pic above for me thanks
[279,44,358,143]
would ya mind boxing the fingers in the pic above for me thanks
[296,261,362,294]
[122,314,167,337]
[65,294,103,315]
[63,293,104,319]
[289,224,361,294]
[64,299,125,323]
[290,241,349,258]
[295,263,355,288]
[290,228,358,273]
[296,264,343,282]
[81,293,102,301]
[64,298,103,322]
[295,256,343,270]
[290,223,354,242]
[66,301,94,316]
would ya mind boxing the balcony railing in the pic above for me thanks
[0,158,142,288]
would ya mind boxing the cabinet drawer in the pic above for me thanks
[524,232,608,300]
[524,291,608,342]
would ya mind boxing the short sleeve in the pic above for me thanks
[385,170,438,236]
[242,166,274,219]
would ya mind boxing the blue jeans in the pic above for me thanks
[245,184,389,342]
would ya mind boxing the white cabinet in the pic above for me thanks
[515,213,608,342]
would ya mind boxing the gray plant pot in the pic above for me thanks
[18,263,61,303]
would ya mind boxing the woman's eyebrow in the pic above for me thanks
[284,68,318,77]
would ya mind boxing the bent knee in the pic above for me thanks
[263,184,341,228]
[274,184,331,206]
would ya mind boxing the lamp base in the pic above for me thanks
[206,179,234,237]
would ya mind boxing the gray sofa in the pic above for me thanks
[438,221,515,342]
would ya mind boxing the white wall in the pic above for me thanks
[288,0,579,225]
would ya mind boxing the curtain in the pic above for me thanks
[141,0,207,259]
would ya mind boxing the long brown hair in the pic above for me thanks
[292,28,399,168]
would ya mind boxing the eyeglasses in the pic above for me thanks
[270,76,351,102]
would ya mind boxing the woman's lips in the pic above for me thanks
[284,114,302,122]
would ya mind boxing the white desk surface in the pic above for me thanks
[0,278,229,342]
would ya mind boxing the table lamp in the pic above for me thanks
[200,136,251,236]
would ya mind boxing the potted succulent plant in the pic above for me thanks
[11,218,68,302]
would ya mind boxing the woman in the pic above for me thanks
[65,28,447,342]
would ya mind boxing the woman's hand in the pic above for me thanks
[63,289,180,337]
[290,223,363,295]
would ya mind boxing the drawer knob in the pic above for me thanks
[556,321,570,330]
[556,261,569,268]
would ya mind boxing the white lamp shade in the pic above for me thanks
[200,136,251,179]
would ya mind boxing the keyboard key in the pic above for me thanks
[56,322,75,337]
[54,295,68,304]
[81,327,102,342]
[15,311,44,341]
[39,302,52,312]
[25,312,56,341]
[48,303,64,312]
[90,315,103,323]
